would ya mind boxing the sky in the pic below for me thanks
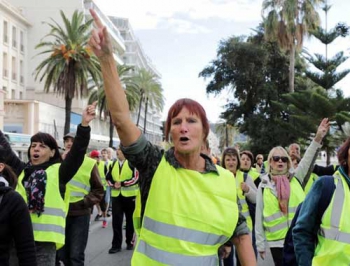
[95,0,350,124]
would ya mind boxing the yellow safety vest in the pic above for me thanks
[131,156,238,265]
[97,160,110,190]
[262,176,305,241]
[133,190,142,237]
[248,168,260,181]
[235,170,253,231]
[111,160,138,197]
[304,173,318,195]
[67,156,95,203]
[16,163,67,249]
[312,171,350,265]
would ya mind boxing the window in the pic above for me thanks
[11,89,15,99]
[20,60,24,83]
[3,52,8,78]
[3,21,8,43]
[20,31,24,52]
[12,26,16,48]
[12,56,16,81]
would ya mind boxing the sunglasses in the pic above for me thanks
[272,156,288,163]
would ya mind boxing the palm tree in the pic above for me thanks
[88,65,140,147]
[262,0,323,93]
[34,10,101,134]
[133,68,164,133]
[215,122,235,151]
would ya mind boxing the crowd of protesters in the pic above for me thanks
[2,7,350,266]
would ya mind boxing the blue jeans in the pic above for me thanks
[57,214,90,266]
[105,186,111,204]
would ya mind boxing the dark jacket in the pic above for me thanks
[0,188,37,266]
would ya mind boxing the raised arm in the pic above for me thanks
[0,131,26,175]
[89,9,140,146]
[59,102,96,184]
[295,118,330,183]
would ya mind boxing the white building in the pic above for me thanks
[110,17,163,145]
[1,0,164,146]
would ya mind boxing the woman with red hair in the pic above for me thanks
[88,9,256,266]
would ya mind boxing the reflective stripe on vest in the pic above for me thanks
[32,223,65,235]
[67,156,95,203]
[319,173,349,243]
[69,179,90,192]
[131,157,238,265]
[235,170,252,231]
[313,171,350,265]
[143,216,228,245]
[137,240,218,265]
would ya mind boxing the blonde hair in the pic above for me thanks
[266,146,292,174]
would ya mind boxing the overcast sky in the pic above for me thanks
[95,0,350,123]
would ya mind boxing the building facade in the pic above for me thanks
[1,0,163,146]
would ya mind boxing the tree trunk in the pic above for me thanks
[109,112,114,147]
[288,43,296,93]
[143,97,148,134]
[225,123,228,148]
[64,96,72,135]
[136,90,144,127]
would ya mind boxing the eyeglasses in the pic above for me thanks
[272,156,288,163]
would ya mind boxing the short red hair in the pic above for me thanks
[165,98,209,142]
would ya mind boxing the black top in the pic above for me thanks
[0,189,37,266]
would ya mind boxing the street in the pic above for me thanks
[85,214,274,266]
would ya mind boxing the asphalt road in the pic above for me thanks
[85,213,274,266]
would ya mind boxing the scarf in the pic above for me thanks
[23,161,52,217]
[271,172,291,215]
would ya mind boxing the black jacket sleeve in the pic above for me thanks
[9,191,37,266]
[59,124,90,185]
[312,164,338,176]
[0,130,26,176]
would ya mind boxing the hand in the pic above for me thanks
[241,182,250,193]
[89,9,113,61]
[114,182,121,189]
[61,150,69,160]
[218,245,232,259]
[259,251,266,260]
[81,101,97,127]
[314,118,330,143]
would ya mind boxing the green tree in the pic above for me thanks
[88,65,139,147]
[304,4,350,90]
[281,88,350,164]
[133,68,165,133]
[262,0,323,92]
[35,10,101,134]
[200,26,299,155]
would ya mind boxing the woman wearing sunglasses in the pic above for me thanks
[255,118,330,266]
